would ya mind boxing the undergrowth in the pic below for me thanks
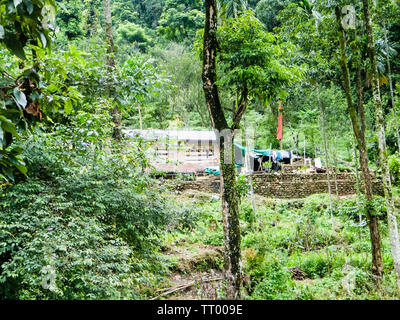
[164,191,400,300]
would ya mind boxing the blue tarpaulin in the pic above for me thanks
[205,168,220,175]
[205,144,272,176]
[233,143,272,157]
[205,164,241,176]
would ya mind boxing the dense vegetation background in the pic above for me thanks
[1,0,400,299]
[48,0,400,159]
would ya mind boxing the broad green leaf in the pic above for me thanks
[0,26,4,40]
[4,33,26,60]
[39,32,47,48]
[8,155,27,175]
[64,99,73,115]
[2,166,14,182]
[47,83,58,92]
[7,0,16,12]
[13,88,27,108]
[13,0,22,8]
[23,0,34,14]
[10,147,23,155]
[0,126,4,146]
[0,116,19,137]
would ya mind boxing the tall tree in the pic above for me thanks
[334,5,384,281]
[375,0,400,152]
[202,5,300,297]
[218,0,247,18]
[316,83,334,229]
[103,0,121,140]
[361,0,400,291]
[202,0,241,298]
[383,24,400,153]
[104,0,115,67]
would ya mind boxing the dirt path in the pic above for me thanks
[154,243,225,300]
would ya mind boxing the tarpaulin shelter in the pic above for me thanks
[205,143,300,174]
[274,150,291,164]
[233,143,272,157]
[234,143,273,172]
[205,144,271,175]
[205,167,220,175]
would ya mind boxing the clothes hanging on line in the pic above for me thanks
[315,157,322,169]
[277,113,283,140]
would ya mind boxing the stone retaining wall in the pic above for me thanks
[172,173,384,199]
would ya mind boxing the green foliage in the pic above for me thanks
[255,0,292,31]
[296,252,332,278]
[157,0,204,43]
[233,194,399,299]
[125,44,207,129]
[244,250,295,300]
[219,0,248,18]
[236,174,250,203]
[0,43,82,182]
[0,129,192,299]
[337,195,387,220]
[388,153,400,185]
[252,266,295,299]
[0,0,56,181]
[56,0,84,40]
[116,22,151,51]
[2,0,400,301]
[123,0,165,29]
[0,0,55,59]
[217,10,303,103]
[241,202,256,226]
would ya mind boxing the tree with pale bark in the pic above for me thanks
[201,3,301,298]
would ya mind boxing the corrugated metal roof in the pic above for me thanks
[122,129,217,141]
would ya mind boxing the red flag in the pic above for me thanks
[277,113,283,140]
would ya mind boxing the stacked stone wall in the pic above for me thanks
[172,173,384,199]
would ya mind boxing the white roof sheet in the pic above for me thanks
[122,129,217,141]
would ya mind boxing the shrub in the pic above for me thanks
[388,153,400,185]
[297,252,330,279]
[240,202,256,226]
[117,23,152,51]
[0,135,191,299]
[236,174,250,203]
[250,256,295,300]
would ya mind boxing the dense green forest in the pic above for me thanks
[1,0,400,300]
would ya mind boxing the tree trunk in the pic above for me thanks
[219,135,241,298]
[103,0,121,141]
[244,114,256,222]
[352,141,363,241]
[362,0,400,291]
[111,105,122,140]
[383,22,400,153]
[87,0,98,38]
[333,136,339,197]
[138,104,143,130]
[202,0,241,298]
[104,0,115,68]
[335,6,384,281]
[352,141,363,223]
[354,58,381,260]
[316,84,334,230]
